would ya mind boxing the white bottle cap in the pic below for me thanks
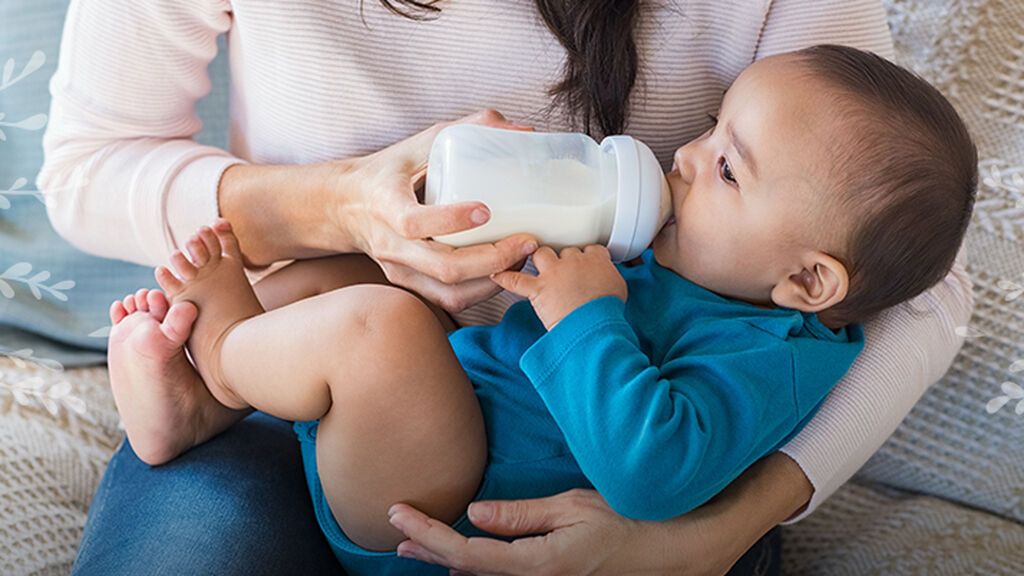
[601,135,669,262]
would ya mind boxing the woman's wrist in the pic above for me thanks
[644,452,813,573]
[217,160,360,267]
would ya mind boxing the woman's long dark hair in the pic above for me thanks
[368,0,641,138]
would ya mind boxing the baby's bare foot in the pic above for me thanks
[107,288,221,465]
[156,219,265,410]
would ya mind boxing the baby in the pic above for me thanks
[106,44,975,575]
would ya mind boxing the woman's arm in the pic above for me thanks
[388,451,809,576]
[778,247,973,522]
[37,1,536,311]
[38,0,240,266]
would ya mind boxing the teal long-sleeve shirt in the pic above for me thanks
[450,248,865,521]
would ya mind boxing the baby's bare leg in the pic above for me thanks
[159,223,486,552]
[228,286,486,550]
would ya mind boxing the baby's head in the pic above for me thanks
[652,44,977,329]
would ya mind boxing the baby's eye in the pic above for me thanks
[718,157,737,184]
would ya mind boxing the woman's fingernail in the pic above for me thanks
[397,543,423,561]
[468,502,494,523]
[522,242,537,255]
[471,208,489,224]
[390,512,429,533]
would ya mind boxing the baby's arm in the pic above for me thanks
[491,245,848,521]
[518,295,860,522]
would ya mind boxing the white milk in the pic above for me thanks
[434,157,617,248]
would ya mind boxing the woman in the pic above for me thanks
[39,0,973,574]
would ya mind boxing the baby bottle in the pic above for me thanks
[424,125,672,262]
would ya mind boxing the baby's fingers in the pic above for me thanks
[490,270,541,299]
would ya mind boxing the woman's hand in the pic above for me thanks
[387,489,661,576]
[386,452,813,576]
[330,109,540,313]
[219,109,539,313]
[491,245,627,330]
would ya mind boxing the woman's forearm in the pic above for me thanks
[645,452,811,572]
[218,161,359,267]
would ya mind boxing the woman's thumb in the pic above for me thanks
[466,498,566,536]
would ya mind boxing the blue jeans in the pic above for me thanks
[72,411,781,575]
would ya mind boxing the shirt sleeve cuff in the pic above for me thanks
[130,140,246,264]
[776,443,828,525]
[519,295,629,387]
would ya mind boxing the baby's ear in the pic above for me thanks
[770,252,848,313]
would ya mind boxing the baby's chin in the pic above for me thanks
[651,236,759,303]
[651,233,684,276]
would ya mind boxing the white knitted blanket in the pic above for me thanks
[1,0,1022,574]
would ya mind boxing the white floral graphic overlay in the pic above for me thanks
[0,262,75,301]
[981,162,1024,199]
[958,271,1024,416]
[0,177,45,209]
[0,374,87,417]
[997,275,1024,302]
[0,349,88,418]
[0,50,48,141]
[1,348,64,372]
[986,360,1024,416]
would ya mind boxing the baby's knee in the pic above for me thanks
[345,285,439,337]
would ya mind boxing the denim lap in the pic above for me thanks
[71,411,345,576]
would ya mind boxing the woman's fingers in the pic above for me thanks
[464,494,580,537]
[386,235,537,286]
[381,262,503,314]
[392,201,492,240]
[388,504,549,576]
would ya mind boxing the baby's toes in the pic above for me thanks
[212,219,243,261]
[134,288,150,312]
[146,289,170,321]
[169,249,198,281]
[155,265,184,295]
[122,294,137,315]
[185,235,210,267]
[109,300,128,325]
[159,301,198,346]
[197,226,221,265]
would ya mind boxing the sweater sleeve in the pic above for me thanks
[519,296,808,522]
[36,0,245,266]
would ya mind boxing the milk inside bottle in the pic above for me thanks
[424,125,672,262]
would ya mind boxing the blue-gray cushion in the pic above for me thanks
[0,0,229,367]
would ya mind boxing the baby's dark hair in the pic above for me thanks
[794,44,977,327]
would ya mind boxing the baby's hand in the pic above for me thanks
[491,245,627,330]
